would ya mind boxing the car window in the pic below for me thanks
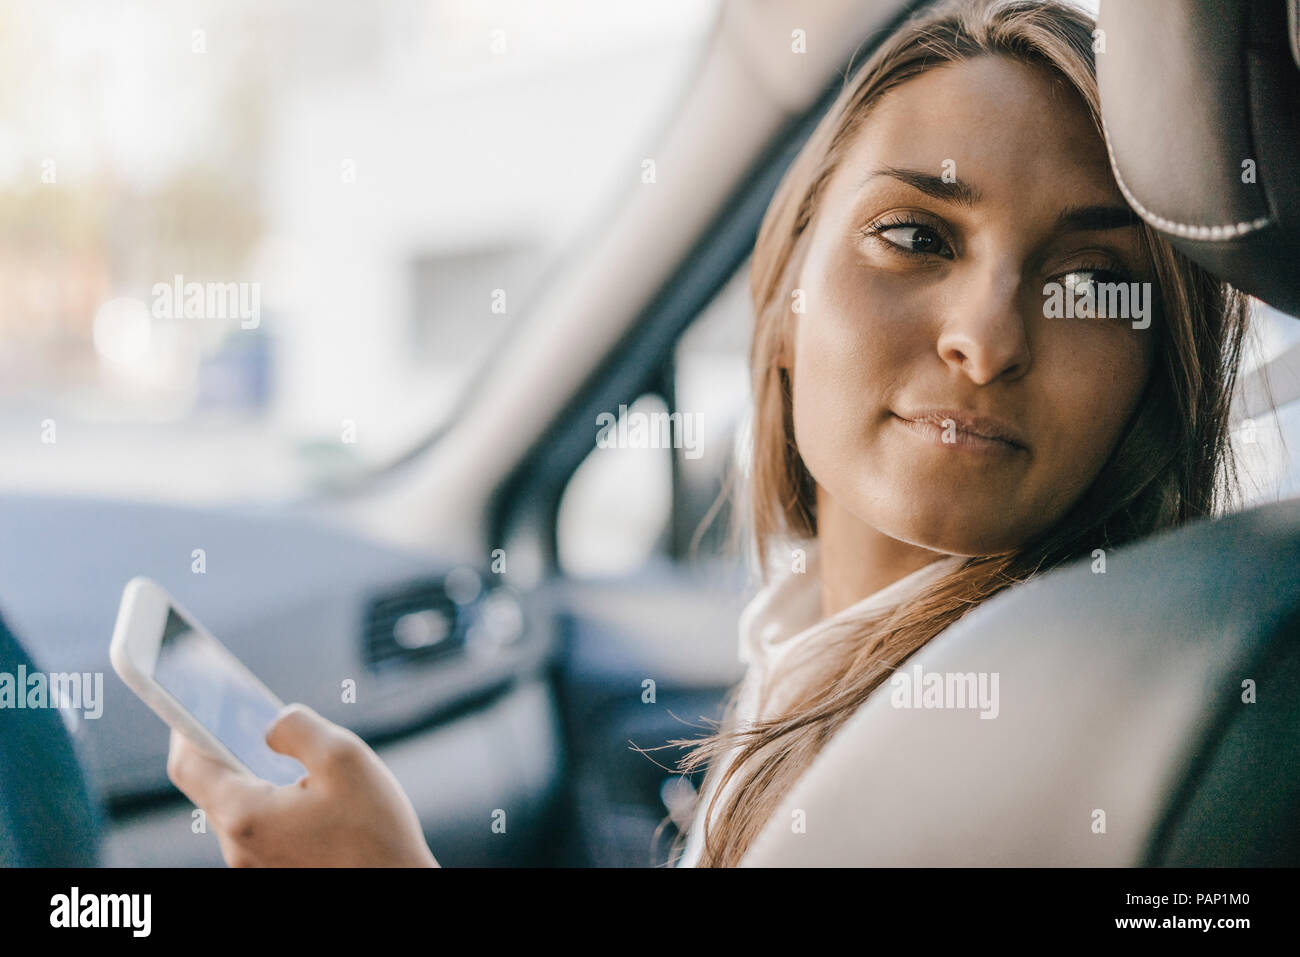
[1232,300,1300,505]
[0,0,721,503]
[557,261,751,578]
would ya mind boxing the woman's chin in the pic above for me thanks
[863,494,1038,557]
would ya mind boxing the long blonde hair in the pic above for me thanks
[667,0,1251,867]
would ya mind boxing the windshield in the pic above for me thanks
[0,0,720,503]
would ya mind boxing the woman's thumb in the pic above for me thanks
[265,703,338,772]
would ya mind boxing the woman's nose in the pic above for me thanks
[934,266,1032,385]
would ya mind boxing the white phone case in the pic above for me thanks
[109,576,290,780]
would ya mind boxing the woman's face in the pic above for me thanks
[789,55,1157,556]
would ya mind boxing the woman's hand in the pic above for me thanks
[167,703,440,867]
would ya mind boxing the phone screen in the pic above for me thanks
[153,607,307,786]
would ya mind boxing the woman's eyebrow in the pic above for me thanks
[860,166,981,206]
[1054,204,1142,232]
[859,168,1142,234]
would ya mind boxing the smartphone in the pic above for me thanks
[109,577,307,786]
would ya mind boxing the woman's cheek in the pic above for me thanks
[791,325,871,485]
[810,264,917,382]
[1032,331,1150,511]
[789,327,848,485]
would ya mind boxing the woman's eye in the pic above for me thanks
[1064,269,1107,292]
[1062,268,1128,297]
[1060,268,1133,318]
[872,223,953,259]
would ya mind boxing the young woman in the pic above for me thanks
[166,0,1251,868]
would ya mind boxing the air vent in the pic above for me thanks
[363,578,465,669]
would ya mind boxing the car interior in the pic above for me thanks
[1,0,1298,867]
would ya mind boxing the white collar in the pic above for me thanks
[738,540,965,667]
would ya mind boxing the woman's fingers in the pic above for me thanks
[166,727,228,803]
[165,705,435,866]
[166,728,271,824]
[264,702,359,780]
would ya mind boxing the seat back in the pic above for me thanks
[740,499,1300,866]
[0,612,102,866]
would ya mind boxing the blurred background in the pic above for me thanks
[0,0,737,508]
[1,0,1296,526]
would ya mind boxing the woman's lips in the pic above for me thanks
[890,410,1027,456]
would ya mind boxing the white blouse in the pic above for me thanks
[675,542,963,867]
